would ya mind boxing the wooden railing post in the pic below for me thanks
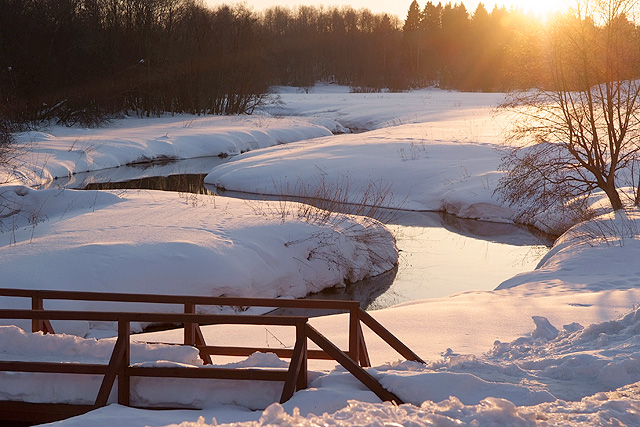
[280,321,308,403]
[296,321,307,391]
[184,303,212,365]
[357,320,371,367]
[117,320,130,406]
[349,305,359,364]
[184,303,196,346]
[31,296,54,334]
[31,296,42,333]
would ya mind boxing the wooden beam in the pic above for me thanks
[0,401,94,424]
[358,308,425,364]
[0,361,106,375]
[0,288,360,311]
[196,345,330,360]
[349,306,359,363]
[127,366,288,381]
[31,296,54,334]
[305,324,403,405]
[184,303,196,346]
[118,320,130,406]
[194,324,213,365]
[280,322,308,403]
[0,309,309,326]
[95,326,128,407]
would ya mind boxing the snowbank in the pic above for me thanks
[266,86,506,132]
[0,185,397,335]
[9,115,340,186]
[205,123,513,222]
[163,391,640,427]
[498,209,640,293]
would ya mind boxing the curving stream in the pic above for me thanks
[44,156,552,311]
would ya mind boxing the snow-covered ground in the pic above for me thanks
[1,85,640,426]
[7,114,342,186]
[0,185,396,335]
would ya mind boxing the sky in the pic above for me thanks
[205,0,569,20]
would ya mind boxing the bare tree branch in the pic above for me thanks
[497,0,640,230]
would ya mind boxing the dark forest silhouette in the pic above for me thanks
[1,0,638,126]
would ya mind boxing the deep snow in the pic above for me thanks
[1,85,640,426]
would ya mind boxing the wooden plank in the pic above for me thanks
[280,332,306,403]
[358,308,425,364]
[30,297,55,334]
[196,345,330,360]
[31,296,43,333]
[0,361,106,375]
[194,325,213,365]
[0,309,309,326]
[0,288,360,310]
[295,322,307,391]
[95,329,128,407]
[349,306,360,363]
[305,324,404,404]
[184,303,196,346]
[118,320,130,406]
[0,309,282,324]
[0,401,94,423]
[357,321,371,367]
[127,366,289,381]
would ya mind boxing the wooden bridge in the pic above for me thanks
[0,288,425,425]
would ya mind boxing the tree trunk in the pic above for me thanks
[604,184,624,211]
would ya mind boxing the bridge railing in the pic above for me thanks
[0,288,425,424]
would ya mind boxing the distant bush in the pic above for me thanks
[0,116,15,167]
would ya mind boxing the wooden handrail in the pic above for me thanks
[0,309,309,325]
[0,287,360,310]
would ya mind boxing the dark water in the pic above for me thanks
[85,173,215,195]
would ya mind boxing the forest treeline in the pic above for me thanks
[1,0,637,126]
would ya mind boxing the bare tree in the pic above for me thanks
[498,0,640,226]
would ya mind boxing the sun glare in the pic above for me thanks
[507,0,570,18]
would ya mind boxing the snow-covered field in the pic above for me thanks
[1,85,640,426]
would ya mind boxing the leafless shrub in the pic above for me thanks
[246,175,400,226]
[567,208,640,247]
[0,117,17,175]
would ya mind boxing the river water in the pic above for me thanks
[45,156,552,311]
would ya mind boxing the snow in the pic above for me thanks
[0,184,396,335]
[206,89,513,223]
[8,114,341,186]
[1,85,640,426]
